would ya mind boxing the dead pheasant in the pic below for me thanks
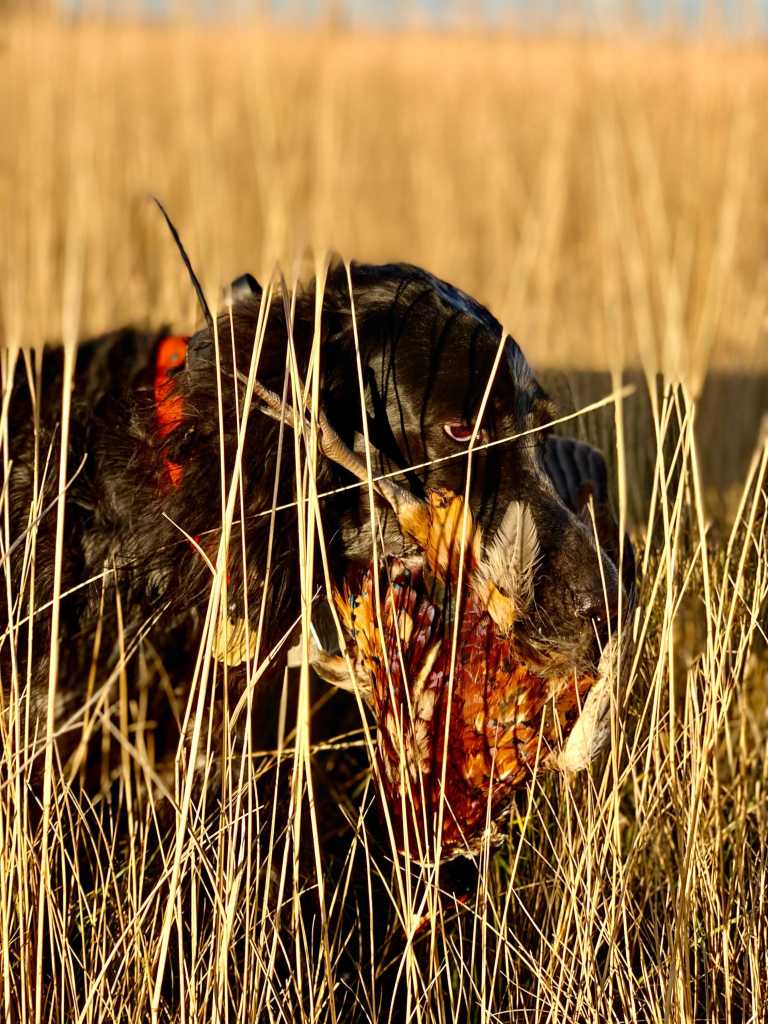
[254,377,629,861]
[330,490,626,860]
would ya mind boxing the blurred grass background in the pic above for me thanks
[2,10,766,516]
[1,14,766,375]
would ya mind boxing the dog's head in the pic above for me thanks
[318,263,633,676]
[184,261,633,677]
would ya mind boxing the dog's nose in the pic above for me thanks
[578,587,620,647]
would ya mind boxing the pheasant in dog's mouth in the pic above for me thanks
[327,489,627,861]
[260,375,633,862]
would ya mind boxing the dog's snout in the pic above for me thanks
[524,495,626,667]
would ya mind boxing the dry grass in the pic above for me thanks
[0,11,767,1024]
[2,16,767,373]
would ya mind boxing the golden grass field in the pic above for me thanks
[0,11,767,1023]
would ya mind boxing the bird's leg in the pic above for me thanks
[251,374,497,596]
[248,373,425,524]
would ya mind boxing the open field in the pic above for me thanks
[0,13,767,1023]
[2,17,767,375]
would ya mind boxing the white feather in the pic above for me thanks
[475,501,540,616]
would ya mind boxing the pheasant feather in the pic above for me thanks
[473,500,540,632]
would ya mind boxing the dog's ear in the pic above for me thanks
[545,437,609,514]
[545,437,636,602]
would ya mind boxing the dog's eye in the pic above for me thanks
[443,423,487,444]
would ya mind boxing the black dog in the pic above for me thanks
[1,257,633,792]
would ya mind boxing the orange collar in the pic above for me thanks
[154,334,188,487]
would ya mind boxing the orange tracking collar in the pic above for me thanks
[154,334,189,487]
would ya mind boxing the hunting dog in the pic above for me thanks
[1,254,633,793]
